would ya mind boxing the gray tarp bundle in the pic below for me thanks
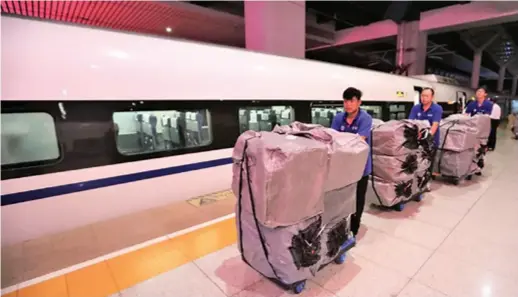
[367,119,432,207]
[434,114,490,177]
[232,122,369,286]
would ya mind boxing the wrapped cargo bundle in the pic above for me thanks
[367,120,431,210]
[232,123,369,292]
[440,114,491,170]
[434,114,481,183]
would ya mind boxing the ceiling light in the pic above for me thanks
[166,27,173,33]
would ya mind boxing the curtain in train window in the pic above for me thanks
[112,109,212,155]
[311,106,342,127]
[389,104,407,120]
[1,112,60,166]
[361,105,382,119]
[238,106,295,133]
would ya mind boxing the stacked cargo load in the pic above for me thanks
[433,114,482,184]
[366,119,432,211]
[232,122,369,294]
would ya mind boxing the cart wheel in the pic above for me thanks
[452,179,460,185]
[293,281,306,294]
[431,175,436,180]
[415,194,423,202]
[335,253,346,265]
[466,175,473,181]
[394,203,405,212]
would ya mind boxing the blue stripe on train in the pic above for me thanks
[1,157,234,206]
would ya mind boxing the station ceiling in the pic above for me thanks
[2,0,517,91]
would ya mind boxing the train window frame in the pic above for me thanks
[238,105,296,133]
[111,109,214,156]
[1,111,63,169]
[311,101,384,124]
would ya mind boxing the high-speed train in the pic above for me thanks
[1,16,481,245]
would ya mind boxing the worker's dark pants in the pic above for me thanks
[488,119,500,150]
[430,146,438,174]
[351,175,369,236]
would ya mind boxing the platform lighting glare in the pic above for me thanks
[166,27,173,33]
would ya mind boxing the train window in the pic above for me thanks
[311,104,383,127]
[389,104,407,120]
[239,106,295,133]
[361,105,383,120]
[112,109,212,155]
[311,107,343,127]
[1,112,60,166]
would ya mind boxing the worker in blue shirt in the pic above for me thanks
[408,88,443,189]
[331,87,372,237]
[408,88,443,148]
[464,86,493,116]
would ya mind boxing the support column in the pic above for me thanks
[244,1,306,58]
[462,34,499,89]
[497,65,507,92]
[471,50,482,90]
[512,75,518,96]
[396,21,427,76]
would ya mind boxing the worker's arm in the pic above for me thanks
[330,113,342,131]
[357,115,373,142]
[464,102,473,116]
[430,105,443,136]
[408,106,418,120]
[430,122,439,136]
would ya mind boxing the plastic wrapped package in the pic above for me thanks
[438,121,479,152]
[273,122,370,191]
[473,114,491,145]
[372,154,419,183]
[441,114,490,145]
[366,176,417,207]
[436,114,489,178]
[368,119,431,207]
[322,183,357,226]
[232,130,328,228]
[433,148,480,178]
[233,126,369,290]
[372,120,431,156]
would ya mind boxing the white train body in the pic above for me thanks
[1,16,475,246]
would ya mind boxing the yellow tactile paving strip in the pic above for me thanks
[1,191,237,289]
[187,189,234,207]
[2,217,237,297]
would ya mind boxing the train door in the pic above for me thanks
[456,91,467,112]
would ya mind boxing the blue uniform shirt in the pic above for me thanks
[465,100,493,116]
[408,102,443,147]
[331,109,373,177]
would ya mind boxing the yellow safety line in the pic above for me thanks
[3,217,237,297]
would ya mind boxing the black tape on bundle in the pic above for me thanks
[236,136,281,280]
[417,171,431,189]
[476,145,486,159]
[402,125,420,150]
[400,154,418,175]
[394,179,413,198]
[326,219,348,258]
[418,129,434,160]
[289,216,322,270]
